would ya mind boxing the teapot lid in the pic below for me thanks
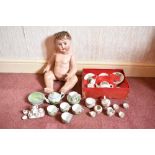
[48,92,61,99]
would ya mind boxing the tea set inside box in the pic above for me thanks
[82,68,129,99]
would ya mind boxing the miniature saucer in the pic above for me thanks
[84,73,95,80]
[112,72,124,85]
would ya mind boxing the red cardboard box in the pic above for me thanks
[82,68,129,99]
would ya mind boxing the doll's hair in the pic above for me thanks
[54,31,72,41]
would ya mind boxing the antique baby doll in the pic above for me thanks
[43,31,78,94]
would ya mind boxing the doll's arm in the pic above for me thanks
[65,55,77,80]
[43,54,55,73]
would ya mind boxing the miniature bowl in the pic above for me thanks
[28,92,45,105]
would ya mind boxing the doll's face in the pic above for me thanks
[55,38,71,54]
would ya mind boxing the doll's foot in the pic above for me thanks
[44,88,53,93]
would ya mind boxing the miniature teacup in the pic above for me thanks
[94,105,103,114]
[72,104,84,115]
[118,111,125,118]
[123,103,129,109]
[112,104,119,111]
[48,92,65,104]
[106,107,115,117]
[101,96,111,108]
[67,91,81,104]
[85,97,96,108]
[61,112,73,123]
[60,102,71,112]
[47,105,59,116]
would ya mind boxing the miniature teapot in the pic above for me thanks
[48,92,65,104]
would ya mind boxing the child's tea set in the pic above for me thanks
[22,69,129,123]
[22,91,82,123]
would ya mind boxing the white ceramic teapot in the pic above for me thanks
[48,92,65,104]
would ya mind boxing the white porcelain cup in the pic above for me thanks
[85,97,96,108]
[72,104,84,115]
[112,104,119,111]
[106,107,115,117]
[47,105,59,116]
[60,102,71,112]
[61,112,73,123]
[118,111,125,118]
[123,103,129,109]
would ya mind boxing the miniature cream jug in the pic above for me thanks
[48,92,65,104]
[67,91,81,104]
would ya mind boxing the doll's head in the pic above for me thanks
[54,31,72,54]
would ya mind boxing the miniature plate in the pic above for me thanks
[28,92,45,105]
[112,72,124,85]
[98,73,109,76]
[84,73,95,80]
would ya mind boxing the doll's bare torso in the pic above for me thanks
[53,53,72,80]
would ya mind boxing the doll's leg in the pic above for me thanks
[44,71,56,93]
[60,75,78,94]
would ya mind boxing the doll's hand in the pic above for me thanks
[65,73,72,80]
[43,66,50,73]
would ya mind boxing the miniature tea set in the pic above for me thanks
[22,91,83,123]
[85,96,129,119]
[84,72,125,88]
[22,70,128,123]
